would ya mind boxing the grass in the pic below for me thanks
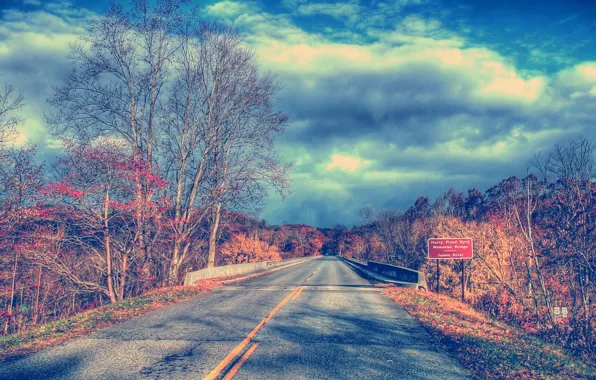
[385,288,596,380]
[0,280,219,362]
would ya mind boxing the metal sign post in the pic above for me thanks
[461,260,465,302]
[436,260,440,293]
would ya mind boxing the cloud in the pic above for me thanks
[215,3,594,226]
[204,1,256,19]
[3,0,596,227]
[0,2,96,154]
[326,154,371,173]
[22,0,42,6]
[297,2,360,20]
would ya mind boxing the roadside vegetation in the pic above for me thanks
[0,280,219,361]
[386,288,596,380]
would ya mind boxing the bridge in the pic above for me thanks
[0,257,469,379]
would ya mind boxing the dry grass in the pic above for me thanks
[385,288,596,380]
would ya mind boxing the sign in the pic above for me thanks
[554,307,568,319]
[428,238,473,259]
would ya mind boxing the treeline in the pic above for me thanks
[0,1,298,335]
[334,138,595,357]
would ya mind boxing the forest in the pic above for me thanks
[0,0,593,365]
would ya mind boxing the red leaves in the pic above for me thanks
[43,182,86,200]
[108,200,132,211]
[45,144,170,217]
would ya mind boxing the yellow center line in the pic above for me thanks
[291,286,304,300]
[222,343,260,380]
[204,287,301,380]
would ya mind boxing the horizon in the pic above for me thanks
[1,0,596,227]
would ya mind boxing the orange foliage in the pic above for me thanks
[220,233,282,264]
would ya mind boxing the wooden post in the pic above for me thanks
[436,260,440,293]
[461,260,465,303]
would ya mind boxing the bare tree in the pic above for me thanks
[531,137,595,346]
[0,145,44,333]
[49,3,291,282]
[186,24,291,268]
[159,22,292,280]
[48,0,189,282]
[0,79,24,145]
[359,205,377,226]
[374,209,406,264]
[161,23,215,283]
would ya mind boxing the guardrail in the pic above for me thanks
[343,257,367,266]
[340,256,427,290]
[184,256,314,286]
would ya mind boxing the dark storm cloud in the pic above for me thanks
[275,63,547,152]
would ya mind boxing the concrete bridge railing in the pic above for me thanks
[340,256,427,290]
[184,256,314,286]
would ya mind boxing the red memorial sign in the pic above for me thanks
[428,238,473,259]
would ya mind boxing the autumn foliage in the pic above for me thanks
[220,234,281,264]
[0,1,298,337]
[0,146,325,335]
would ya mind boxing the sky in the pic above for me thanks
[1,0,596,227]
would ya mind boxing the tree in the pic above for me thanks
[531,138,595,348]
[0,145,44,333]
[358,205,376,226]
[374,209,403,263]
[39,142,166,302]
[49,4,291,280]
[432,188,465,218]
[464,188,485,221]
[48,0,189,281]
[192,24,291,268]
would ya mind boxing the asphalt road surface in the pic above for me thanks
[0,256,469,380]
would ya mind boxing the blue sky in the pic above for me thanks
[1,0,596,227]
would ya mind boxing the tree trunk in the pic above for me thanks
[207,202,222,268]
[4,251,18,334]
[117,254,128,300]
[104,187,117,303]
[169,240,183,285]
[33,265,42,326]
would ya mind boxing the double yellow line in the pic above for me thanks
[205,286,304,380]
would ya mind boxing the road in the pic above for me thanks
[0,256,469,379]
